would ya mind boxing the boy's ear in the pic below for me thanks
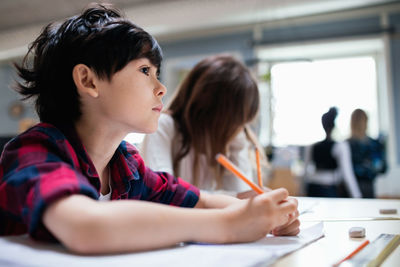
[72,64,99,98]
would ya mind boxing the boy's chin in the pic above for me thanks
[139,124,159,134]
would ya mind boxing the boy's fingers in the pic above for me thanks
[272,219,300,235]
[263,188,289,202]
[288,197,298,206]
[288,210,300,222]
[275,218,300,231]
[278,199,298,215]
[278,225,301,236]
[274,227,301,236]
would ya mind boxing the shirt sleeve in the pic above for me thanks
[0,132,98,241]
[302,145,314,181]
[127,142,200,208]
[333,141,362,198]
[143,167,200,207]
[140,113,175,174]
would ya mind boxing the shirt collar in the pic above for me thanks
[55,122,138,199]
[109,141,138,199]
[54,122,98,179]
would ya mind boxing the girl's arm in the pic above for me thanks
[43,188,298,254]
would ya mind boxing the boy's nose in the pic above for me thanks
[155,81,167,97]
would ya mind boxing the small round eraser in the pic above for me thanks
[379,208,397,214]
[349,227,366,238]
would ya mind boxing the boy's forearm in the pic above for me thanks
[96,199,230,251]
[195,191,241,209]
[43,189,300,254]
[43,195,230,254]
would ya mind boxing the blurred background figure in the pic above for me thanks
[303,107,362,198]
[141,54,269,198]
[348,109,387,198]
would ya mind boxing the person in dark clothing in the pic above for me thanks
[303,107,361,198]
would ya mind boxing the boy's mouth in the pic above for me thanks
[152,104,163,112]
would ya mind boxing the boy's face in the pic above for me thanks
[95,58,166,133]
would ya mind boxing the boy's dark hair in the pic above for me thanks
[14,4,162,124]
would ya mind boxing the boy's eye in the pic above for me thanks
[140,67,150,76]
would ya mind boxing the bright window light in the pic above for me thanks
[270,56,378,146]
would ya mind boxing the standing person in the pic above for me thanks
[303,107,362,198]
[348,109,387,198]
[0,4,299,254]
[141,55,268,198]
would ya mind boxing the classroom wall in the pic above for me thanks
[161,31,254,62]
[258,16,382,44]
[389,12,400,164]
[0,61,37,136]
[0,62,18,135]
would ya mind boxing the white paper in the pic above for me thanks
[298,198,319,215]
[0,222,323,267]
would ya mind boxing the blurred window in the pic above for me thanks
[269,56,378,146]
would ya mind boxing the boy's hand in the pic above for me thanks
[236,187,272,199]
[222,188,297,243]
[270,197,300,236]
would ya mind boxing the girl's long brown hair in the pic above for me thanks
[167,54,261,188]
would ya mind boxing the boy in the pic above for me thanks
[0,4,299,254]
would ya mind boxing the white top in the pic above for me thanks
[303,141,362,198]
[98,191,111,201]
[98,170,112,201]
[140,113,255,195]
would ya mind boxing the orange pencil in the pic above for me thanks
[333,240,370,266]
[216,153,264,194]
[255,148,263,188]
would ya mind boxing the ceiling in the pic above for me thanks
[0,0,396,37]
[0,0,150,32]
[0,0,397,59]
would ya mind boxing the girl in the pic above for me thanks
[141,55,269,198]
[348,109,387,198]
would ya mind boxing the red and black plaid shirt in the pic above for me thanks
[0,123,199,241]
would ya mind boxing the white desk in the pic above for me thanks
[274,197,400,267]
[0,197,399,267]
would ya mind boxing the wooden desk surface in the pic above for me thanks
[273,197,400,267]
